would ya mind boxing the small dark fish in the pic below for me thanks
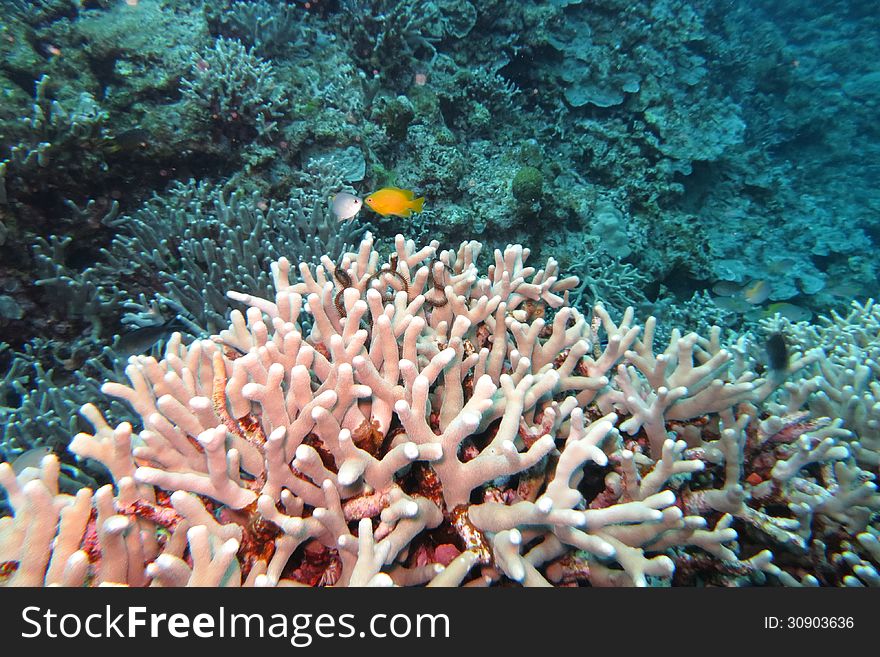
[766,332,789,374]
[116,317,188,357]
[107,128,151,154]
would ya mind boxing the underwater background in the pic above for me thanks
[0,0,878,586]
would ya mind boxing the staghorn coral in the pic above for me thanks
[339,0,447,78]
[0,74,110,214]
[1,233,876,587]
[90,178,366,335]
[0,338,134,458]
[213,0,311,59]
[181,37,288,143]
[759,299,880,471]
[1,172,366,476]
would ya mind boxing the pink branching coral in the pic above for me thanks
[1,234,877,587]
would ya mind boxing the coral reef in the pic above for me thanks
[89,177,366,335]
[761,300,880,473]
[181,37,288,145]
[1,0,878,590]
[1,234,876,587]
[210,0,310,59]
[2,168,364,480]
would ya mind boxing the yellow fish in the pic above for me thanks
[364,187,425,217]
[742,279,771,305]
[763,302,812,322]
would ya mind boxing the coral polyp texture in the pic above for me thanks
[1,234,878,588]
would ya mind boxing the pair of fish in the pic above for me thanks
[712,279,772,307]
[332,187,425,222]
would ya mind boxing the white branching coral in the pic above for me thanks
[762,299,880,469]
[0,235,877,587]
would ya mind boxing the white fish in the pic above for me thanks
[11,446,52,474]
[331,192,363,222]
